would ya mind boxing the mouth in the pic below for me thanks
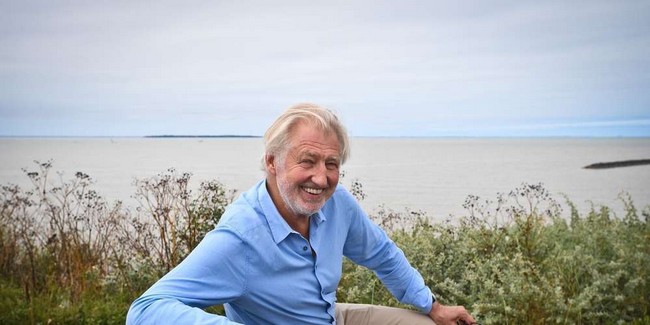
[302,186,324,195]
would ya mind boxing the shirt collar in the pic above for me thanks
[257,180,327,244]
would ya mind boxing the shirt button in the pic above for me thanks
[303,246,309,251]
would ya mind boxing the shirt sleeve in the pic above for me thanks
[126,226,248,325]
[341,193,433,314]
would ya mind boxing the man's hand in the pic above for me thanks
[428,300,476,325]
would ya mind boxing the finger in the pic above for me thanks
[459,312,477,324]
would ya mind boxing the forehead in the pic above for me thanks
[288,121,340,156]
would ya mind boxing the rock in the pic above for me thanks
[583,159,650,169]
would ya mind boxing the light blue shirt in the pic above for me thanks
[127,180,433,325]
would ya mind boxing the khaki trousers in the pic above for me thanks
[335,303,436,325]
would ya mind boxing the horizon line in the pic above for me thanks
[1,134,650,139]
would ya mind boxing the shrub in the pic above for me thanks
[1,163,648,324]
[0,162,232,323]
[338,183,650,324]
[125,168,234,276]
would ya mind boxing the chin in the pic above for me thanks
[294,202,325,217]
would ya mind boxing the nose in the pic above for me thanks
[311,162,328,187]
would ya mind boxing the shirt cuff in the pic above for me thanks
[417,289,436,314]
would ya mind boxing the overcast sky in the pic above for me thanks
[1,0,649,137]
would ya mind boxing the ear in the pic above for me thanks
[265,154,277,175]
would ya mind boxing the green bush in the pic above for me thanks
[1,163,648,324]
[338,183,650,324]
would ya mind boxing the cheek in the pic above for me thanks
[329,172,340,185]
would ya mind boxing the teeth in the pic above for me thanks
[304,187,323,195]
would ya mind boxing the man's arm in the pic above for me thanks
[344,218,477,324]
[341,189,476,322]
[341,195,432,313]
[126,227,247,325]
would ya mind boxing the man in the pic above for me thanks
[127,103,476,325]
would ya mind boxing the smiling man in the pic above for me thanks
[127,103,476,325]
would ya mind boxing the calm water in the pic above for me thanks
[1,137,649,220]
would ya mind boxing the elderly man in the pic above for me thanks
[127,103,476,325]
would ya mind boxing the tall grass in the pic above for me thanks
[1,162,648,324]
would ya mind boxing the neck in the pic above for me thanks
[286,215,310,239]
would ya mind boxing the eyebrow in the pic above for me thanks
[326,156,341,163]
[299,151,340,162]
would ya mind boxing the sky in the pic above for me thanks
[1,0,649,137]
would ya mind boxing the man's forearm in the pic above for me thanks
[127,296,240,325]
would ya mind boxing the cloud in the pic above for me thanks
[1,1,649,136]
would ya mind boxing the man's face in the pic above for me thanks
[271,122,341,218]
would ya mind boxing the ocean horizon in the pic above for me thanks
[2,135,650,138]
[1,137,649,221]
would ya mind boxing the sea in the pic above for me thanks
[1,137,649,221]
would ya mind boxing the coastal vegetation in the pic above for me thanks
[1,162,648,324]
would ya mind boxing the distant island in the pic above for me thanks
[583,159,650,169]
[145,135,261,138]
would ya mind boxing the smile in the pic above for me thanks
[303,187,324,195]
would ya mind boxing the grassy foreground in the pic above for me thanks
[1,162,648,324]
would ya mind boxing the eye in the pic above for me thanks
[326,161,340,170]
[300,159,315,166]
